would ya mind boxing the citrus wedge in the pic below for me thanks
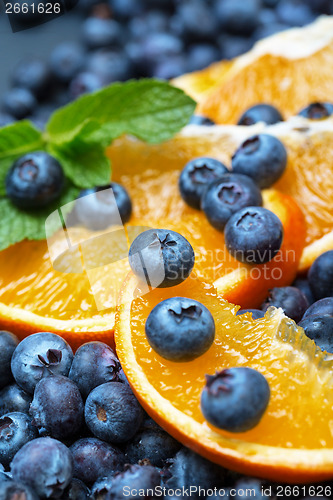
[115,272,333,483]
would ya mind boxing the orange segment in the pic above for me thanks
[115,273,333,483]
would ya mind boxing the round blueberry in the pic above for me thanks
[0,481,39,500]
[224,206,284,265]
[85,382,144,444]
[0,113,15,127]
[298,102,333,120]
[11,332,73,394]
[173,2,219,42]
[302,297,333,320]
[60,478,91,500]
[236,309,265,319]
[276,0,315,26]
[237,104,284,126]
[11,437,73,498]
[69,341,120,399]
[70,437,125,486]
[261,286,309,323]
[189,115,215,126]
[216,0,260,36]
[0,384,32,416]
[153,55,188,80]
[82,17,122,50]
[308,250,333,300]
[220,35,254,60]
[109,0,144,20]
[6,152,65,210]
[107,464,160,499]
[125,429,181,467]
[292,277,315,306]
[50,42,85,83]
[11,58,50,99]
[74,182,132,230]
[187,44,220,72]
[0,331,18,390]
[69,72,104,99]
[2,88,37,120]
[179,157,228,209]
[145,297,215,362]
[0,412,38,468]
[86,49,133,83]
[299,316,333,353]
[30,375,84,440]
[201,367,270,432]
[202,173,263,231]
[129,229,195,288]
[232,134,287,189]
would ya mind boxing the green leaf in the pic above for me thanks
[0,121,45,195]
[0,183,79,251]
[46,79,196,146]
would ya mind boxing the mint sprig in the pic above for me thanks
[0,79,196,250]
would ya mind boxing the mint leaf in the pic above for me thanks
[46,79,196,146]
[0,121,45,195]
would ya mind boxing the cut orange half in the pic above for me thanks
[115,273,333,483]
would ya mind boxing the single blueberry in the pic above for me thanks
[0,331,18,390]
[129,229,195,288]
[261,286,309,323]
[128,10,169,40]
[201,367,270,432]
[108,0,145,20]
[2,88,37,120]
[232,134,287,189]
[0,481,39,500]
[139,33,184,69]
[11,58,50,99]
[216,0,260,36]
[69,72,104,99]
[298,102,333,120]
[299,316,333,353]
[153,55,188,80]
[179,157,229,209]
[189,115,215,126]
[236,309,265,319]
[0,113,15,127]
[173,1,219,42]
[202,173,263,231]
[276,0,315,26]
[106,464,161,500]
[0,384,32,416]
[70,437,125,486]
[308,250,333,300]
[6,152,65,210]
[11,437,73,498]
[292,278,315,306]
[50,42,85,83]
[302,297,333,320]
[237,104,284,126]
[86,49,134,83]
[187,44,220,72]
[82,17,122,50]
[125,429,181,467]
[145,297,215,362]
[0,412,38,468]
[224,206,284,265]
[11,332,73,394]
[219,35,254,60]
[60,478,91,500]
[85,382,144,444]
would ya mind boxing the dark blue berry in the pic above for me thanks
[0,384,32,416]
[261,286,309,323]
[0,331,18,390]
[153,56,188,80]
[11,58,50,99]
[60,478,91,500]
[308,250,333,300]
[85,382,144,444]
[0,412,38,468]
[82,17,122,50]
[109,0,144,20]
[276,0,314,26]
[299,316,333,353]
[292,278,315,306]
[0,481,39,500]
[173,2,219,42]
[139,33,184,71]
[232,134,287,189]
[125,429,181,467]
[86,49,133,83]
[106,464,160,500]
[219,35,254,60]
[179,157,228,209]
[238,104,284,126]
[70,437,125,486]
[224,206,284,264]
[69,72,104,99]
[189,115,215,126]
[0,463,11,482]
[302,298,333,320]
[30,375,84,440]
[11,437,73,498]
[236,309,265,319]
[6,152,65,209]
[128,11,169,40]
[0,113,15,127]
[74,182,132,230]
[91,474,115,499]
[253,22,289,41]
[187,44,220,72]
[50,42,85,83]
[216,0,260,36]
[129,229,195,288]
[201,367,270,432]
[145,297,215,362]
[11,332,73,394]
[2,88,37,120]
[298,102,333,120]
[202,173,262,231]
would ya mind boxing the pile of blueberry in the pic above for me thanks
[1,0,333,128]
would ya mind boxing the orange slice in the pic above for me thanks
[115,272,333,483]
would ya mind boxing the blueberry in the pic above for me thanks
[30,375,84,440]
[74,183,132,230]
[6,152,65,210]
[201,368,270,432]
[0,481,39,500]
[82,17,122,50]
[0,384,32,416]
[219,35,254,60]
[85,382,144,444]
[60,478,91,500]
[261,286,309,323]
[308,250,333,300]
[69,72,104,99]
[128,11,169,40]
[108,0,144,20]
[11,332,73,394]
[145,297,215,362]
[11,437,73,498]
[253,22,289,41]
[234,477,269,500]
[298,102,333,120]
[189,115,215,126]
[139,33,184,71]
[2,88,37,120]
[238,104,284,126]
[153,56,188,80]
[236,309,265,319]
[292,278,315,306]
[86,49,133,83]
[50,42,85,83]
[0,331,18,390]
[125,429,181,467]
[0,412,38,468]
[70,437,125,486]
[129,229,195,288]
[232,134,287,189]
[179,157,228,209]
[106,464,161,500]
[202,173,263,231]
[302,298,333,319]
[0,113,15,127]
[224,206,284,265]
[216,0,260,36]
[0,463,11,483]
[173,1,219,42]
[299,316,333,353]
[11,58,50,99]
[187,44,221,73]
[276,0,314,26]
[91,474,115,499]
